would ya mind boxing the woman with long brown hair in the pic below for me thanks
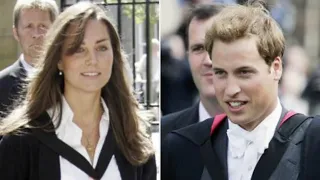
[0,2,155,180]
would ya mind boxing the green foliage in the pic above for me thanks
[106,0,159,25]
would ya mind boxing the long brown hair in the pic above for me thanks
[0,2,154,166]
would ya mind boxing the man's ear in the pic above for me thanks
[13,26,19,42]
[271,56,283,81]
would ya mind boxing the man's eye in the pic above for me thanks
[192,46,205,53]
[39,24,48,29]
[239,70,253,76]
[214,71,225,75]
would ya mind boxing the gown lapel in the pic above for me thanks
[200,117,229,180]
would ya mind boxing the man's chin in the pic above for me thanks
[28,51,41,58]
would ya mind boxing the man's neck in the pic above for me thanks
[23,54,34,67]
[200,95,223,117]
[20,54,35,75]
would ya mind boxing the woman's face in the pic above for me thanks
[58,19,114,95]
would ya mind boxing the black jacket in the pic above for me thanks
[161,103,199,141]
[0,112,156,180]
[0,60,27,118]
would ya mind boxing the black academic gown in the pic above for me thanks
[161,109,314,180]
[0,112,156,180]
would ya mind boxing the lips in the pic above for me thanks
[226,100,248,113]
[81,72,101,77]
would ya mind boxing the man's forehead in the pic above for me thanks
[188,16,215,46]
[190,16,214,27]
[188,16,215,38]
[19,8,50,20]
[20,7,50,14]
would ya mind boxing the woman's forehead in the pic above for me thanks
[62,19,111,47]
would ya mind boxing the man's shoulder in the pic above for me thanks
[162,106,196,123]
[161,105,199,138]
[167,118,214,146]
[0,65,13,79]
[299,115,320,179]
[304,115,320,137]
[0,61,21,83]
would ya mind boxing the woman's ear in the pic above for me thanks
[57,60,63,71]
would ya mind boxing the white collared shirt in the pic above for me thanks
[199,101,211,122]
[227,99,282,180]
[19,54,35,76]
[47,96,121,180]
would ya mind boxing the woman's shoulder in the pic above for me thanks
[0,130,41,179]
[0,111,56,148]
[0,130,39,150]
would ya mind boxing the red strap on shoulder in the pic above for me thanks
[279,110,296,127]
[210,111,296,136]
[210,114,227,135]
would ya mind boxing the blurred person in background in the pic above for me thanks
[302,64,320,116]
[175,0,239,50]
[160,35,197,115]
[281,45,310,115]
[0,0,59,118]
[0,2,156,179]
[135,38,160,104]
[161,4,223,141]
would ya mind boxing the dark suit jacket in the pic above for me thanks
[0,59,26,117]
[300,115,320,179]
[161,103,199,141]
[162,110,315,180]
[0,112,157,180]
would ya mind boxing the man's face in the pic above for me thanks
[211,37,282,130]
[13,8,52,64]
[188,17,215,99]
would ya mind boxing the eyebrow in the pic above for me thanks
[189,43,204,49]
[212,67,225,71]
[235,66,254,71]
[96,38,109,44]
[212,66,254,72]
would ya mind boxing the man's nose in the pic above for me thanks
[32,27,45,39]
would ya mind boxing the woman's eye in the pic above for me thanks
[75,47,85,53]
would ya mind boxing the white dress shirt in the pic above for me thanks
[19,54,35,76]
[199,101,211,122]
[227,99,282,180]
[47,96,121,180]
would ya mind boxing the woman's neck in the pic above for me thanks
[64,90,103,127]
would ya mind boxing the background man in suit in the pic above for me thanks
[161,4,223,140]
[162,1,317,180]
[0,0,59,117]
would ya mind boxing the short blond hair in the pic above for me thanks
[13,0,59,28]
[204,1,285,66]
